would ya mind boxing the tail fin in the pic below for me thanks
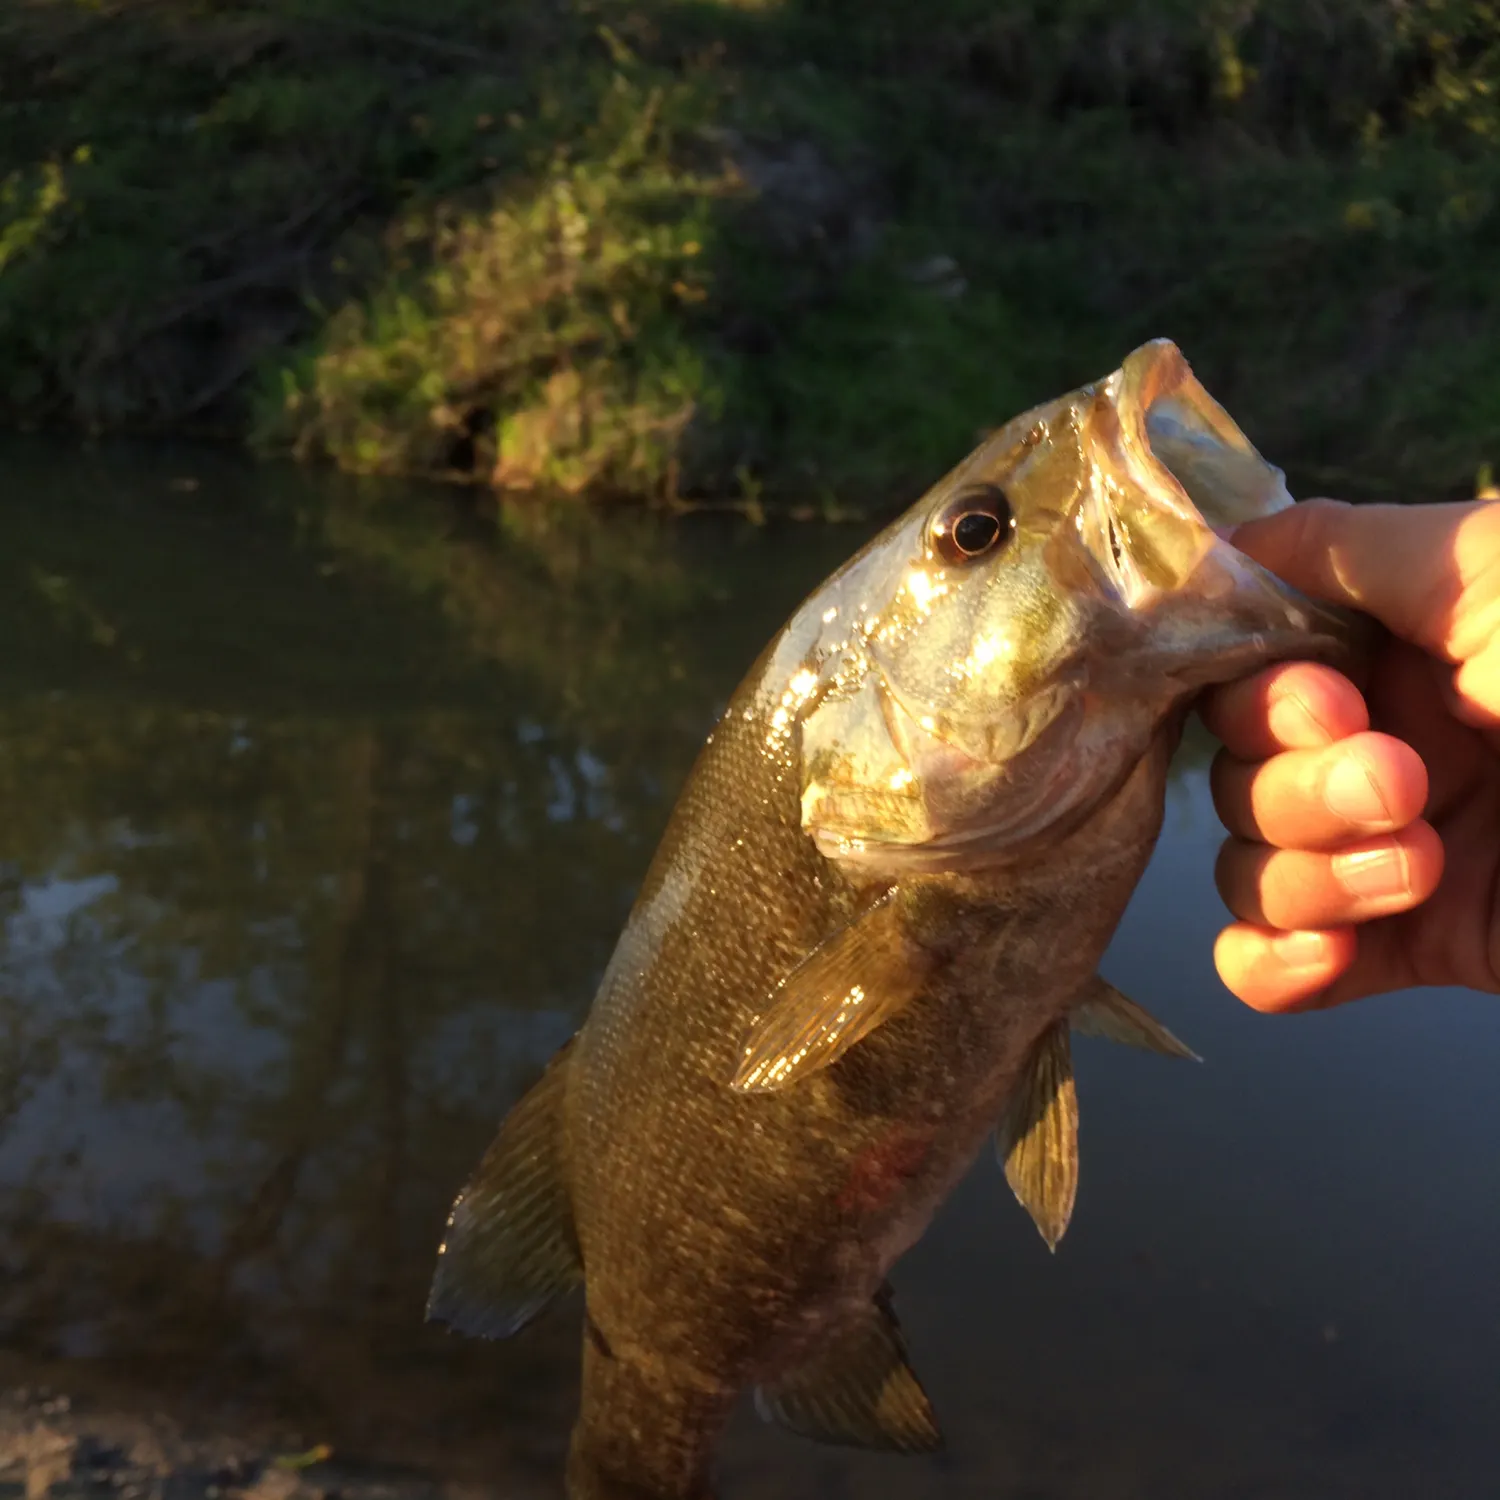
[565,1333,725,1500]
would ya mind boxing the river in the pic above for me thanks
[1,438,1496,1498]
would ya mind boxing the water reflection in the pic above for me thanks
[0,440,1496,1497]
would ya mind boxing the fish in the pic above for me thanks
[426,339,1366,1499]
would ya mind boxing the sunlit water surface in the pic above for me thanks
[1,440,1496,1498]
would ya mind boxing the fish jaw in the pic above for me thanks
[1065,338,1370,691]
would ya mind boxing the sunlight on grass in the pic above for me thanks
[266,76,738,499]
[1,0,1498,505]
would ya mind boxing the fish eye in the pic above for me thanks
[929,484,1015,564]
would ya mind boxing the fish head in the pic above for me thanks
[795,339,1369,871]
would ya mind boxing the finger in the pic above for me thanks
[1197,661,1368,759]
[1210,731,1428,850]
[1214,822,1445,930]
[1230,498,1500,661]
[1213,924,1358,1012]
[1214,919,1431,1014]
[1449,633,1500,729]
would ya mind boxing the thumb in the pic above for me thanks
[1229,497,1500,663]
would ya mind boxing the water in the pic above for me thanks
[1,439,1496,1498]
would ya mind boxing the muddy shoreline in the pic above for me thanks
[0,1381,560,1500]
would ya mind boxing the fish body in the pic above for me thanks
[429,342,1365,1499]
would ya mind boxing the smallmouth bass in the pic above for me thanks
[428,340,1366,1499]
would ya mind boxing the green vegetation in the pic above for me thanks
[2,0,1499,508]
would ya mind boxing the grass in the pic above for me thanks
[1,0,1499,509]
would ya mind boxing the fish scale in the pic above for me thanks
[567,701,1140,1488]
[426,340,1368,1499]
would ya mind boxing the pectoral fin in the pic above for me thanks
[426,1037,581,1339]
[754,1291,942,1452]
[1072,976,1200,1061]
[731,887,930,1093]
[996,1020,1078,1252]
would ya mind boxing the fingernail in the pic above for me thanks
[1333,842,1410,901]
[1323,756,1392,827]
[1271,930,1331,970]
[1268,691,1331,746]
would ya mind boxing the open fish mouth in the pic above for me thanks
[1119,338,1298,533]
[1076,339,1369,682]
[1079,338,1295,604]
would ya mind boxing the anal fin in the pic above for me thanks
[754,1292,941,1453]
[427,1036,581,1339]
[1072,976,1200,1061]
[996,1019,1078,1252]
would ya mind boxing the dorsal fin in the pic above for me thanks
[427,1037,581,1338]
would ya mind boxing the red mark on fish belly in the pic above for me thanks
[836,1125,936,1215]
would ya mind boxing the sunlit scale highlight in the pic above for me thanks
[851,569,949,661]
[903,567,948,613]
[949,629,1015,681]
[763,666,824,755]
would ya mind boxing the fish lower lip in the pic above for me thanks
[1160,621,1354,687]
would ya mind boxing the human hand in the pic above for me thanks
[1198,497,1500,1012]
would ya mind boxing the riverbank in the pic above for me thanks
[0,1382,532,1500]
[2,1,1498,509]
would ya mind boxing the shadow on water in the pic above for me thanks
[1,439,1498,1497]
